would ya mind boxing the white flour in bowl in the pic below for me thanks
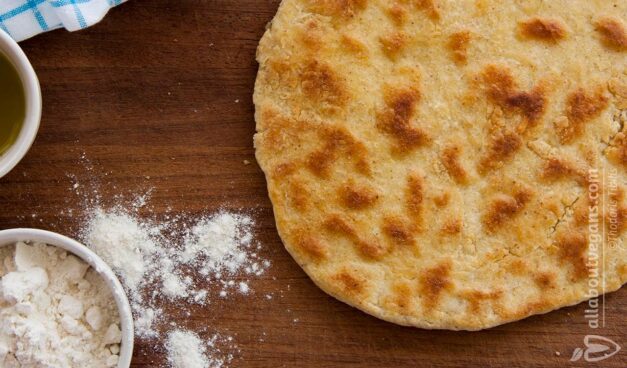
[0,242,122,367]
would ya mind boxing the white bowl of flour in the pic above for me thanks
[0,228,134,367]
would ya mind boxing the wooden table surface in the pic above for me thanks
[1,1,625,367]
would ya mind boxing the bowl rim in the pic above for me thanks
[0,228,134,368]
[0,29,42,179]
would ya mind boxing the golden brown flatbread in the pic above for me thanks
[254,0,627,330]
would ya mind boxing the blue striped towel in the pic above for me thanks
[0,0,126,42]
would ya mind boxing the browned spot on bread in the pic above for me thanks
[478,130,522,174]
[513,299,553,320]
[308,0,367,18]
[307,126,371,178]
[513,188,532,208]
[380,32,409,60]
[377,88,429,153]
[331,270,366,297]
[294,231,329,261]
[441,218,462,235]
[573,197,591,227]
[483,65,515,102]
[607,132,627,168]
[556,231,589,281]
[272,162,297,179]
[595,17,627,51]
[542,157,573,179]
[319,127,371,176]
[542,157,571,179]
[391,283,412,311]
[566,87,609,122]
[325,214,389,259]
[419,262,452,309]
[448,31,471,65]
[387,3,408,25]
[339,181,379,209]
[541,157,587,185]
[266,59,291,80]
[341,34,368,58]
[506,259,527,275]
[507,89,547,129]
[519,17,567,42]
[406,174,425,225]
[433,191,450,207]
[441,145,469,184]
[534,272,557,289]
[325,214,355,236]
[482,189,532,232]
[307,150,333,177]
[382,216,416,247]
[461,290,502,314]
[558,87,609,143]
[481,65,547,128]
[301,60,349,112]
[258,109,308,153]
[299,19,324,50]
[413,0,440,21]
[289,180,310,211]
[356,240,389,260]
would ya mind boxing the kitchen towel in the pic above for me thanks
[0,0,126,41]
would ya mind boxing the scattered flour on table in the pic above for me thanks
[63,157,270,367]
[0,242,122,368]
[166,330,209,368]
[77,191,268,366]
[83,209,161,293]
[181,213,255,274]
[165,330,229,368]
[81,207,267,335]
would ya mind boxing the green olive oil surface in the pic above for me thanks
[0,51,25,155]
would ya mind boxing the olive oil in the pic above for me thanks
[0,51,25,155]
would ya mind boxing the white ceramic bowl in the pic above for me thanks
[0,29,41,178]
[0,228,134,367]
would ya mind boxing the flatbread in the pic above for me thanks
[254,0,627,330]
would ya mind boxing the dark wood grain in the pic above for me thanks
[1,1,625,367]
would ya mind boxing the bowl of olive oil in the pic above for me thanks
[0,29,41,179]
